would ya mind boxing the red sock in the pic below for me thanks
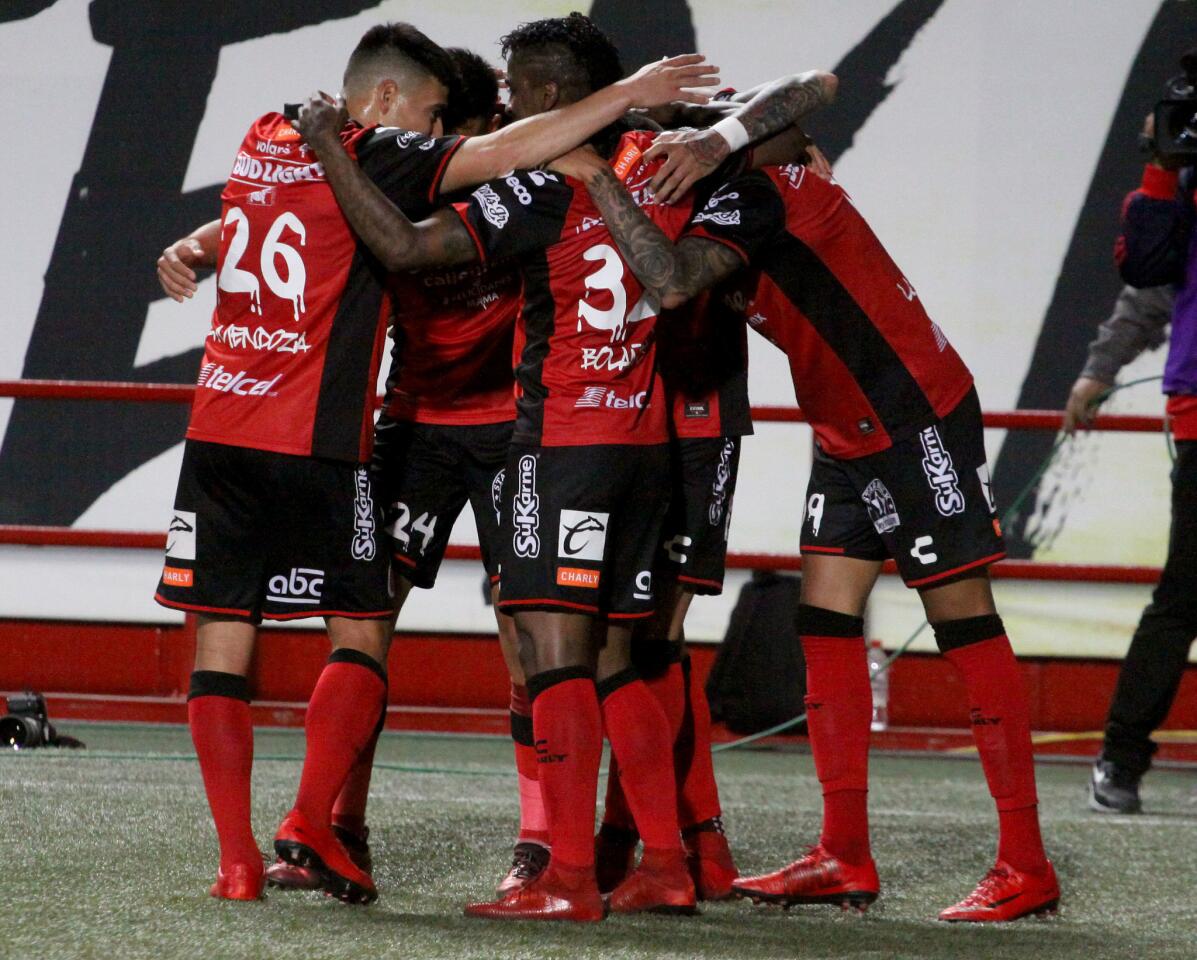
[598,670,682,854]
[331,702,385,835]
[677,656,723,828]
[800,606,872,866]
[601,756,637,832]
[529,668,603,868]
[510,683,549,846]
[188,671,259,870]
[938,618,1046,873]
[643,660,686,742]
[294,650,387,829]
[602,659,686,834]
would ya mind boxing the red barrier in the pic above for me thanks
[0,526,1162,584]
[0,380,1167,433]
[0,379,1168,586]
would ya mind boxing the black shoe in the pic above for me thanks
[1088,759,1141,814]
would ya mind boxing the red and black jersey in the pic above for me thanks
[187,114,464,461]
[685,164,974,459]
[659,288,753,439]
[383,259,519,426]
[450,131,698,447]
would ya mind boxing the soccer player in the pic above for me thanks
[293,13,834,920]
[552,138,1061,922]
[154,21,719,904]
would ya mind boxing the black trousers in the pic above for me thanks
[1101,439,1197,777]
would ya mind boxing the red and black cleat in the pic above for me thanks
[733,845,879,913]
[465,863,605,922]
[273,808,377,905]
[594,823,639,895]
[496,841,551,896]
[209,861,265,901]
[683,818,739,901]
[267,823,371,892]
[606,848,698,916]
[939,859,1060,922]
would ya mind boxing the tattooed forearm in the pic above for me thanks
[309,136,476,271]
[582,166,743,307]
[735,70,836,145]
[584,166,683,296]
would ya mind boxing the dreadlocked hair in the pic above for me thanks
[500,11,624,95]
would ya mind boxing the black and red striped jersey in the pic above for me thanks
[659,288,752,440]
[187,115,464,461]
[383,258,519,426]
[450,131,699,447]
[685,164,974,459]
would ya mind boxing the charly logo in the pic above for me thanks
[861,479,899,534]
[512,455,540,559]
[557,510,609,562]
[919,426,965,516]
[166,510,196,560]
[909,535,938,565]
[473,183,509,229]
[351,467,376,561]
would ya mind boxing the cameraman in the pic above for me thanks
[1074,105,1197,814]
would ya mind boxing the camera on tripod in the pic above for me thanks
[0,691,57,749]
[1144,49,1197,163]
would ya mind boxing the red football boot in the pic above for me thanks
[465,863,605,922]
[683,819,739,901]
[733,845,879,912]
[273,808,377,905]
[496,841,551,896]
[595,823,638,895]
[938,860,1059,922]
[606,848,698,915]
[209,861,265,901]
[268,822,372,891]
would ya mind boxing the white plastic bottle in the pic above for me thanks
[867,638,889,731]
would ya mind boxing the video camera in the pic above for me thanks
[1,691,55,748]
[1143,49,1197,164]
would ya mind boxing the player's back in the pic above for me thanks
[384,259,520,425]
[189,113,389,462]
[688,163,973,458]
[453,130,698,448]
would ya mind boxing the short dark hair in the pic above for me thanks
[443,48,499,131]
[344,22,458,97]
[500,12,623,97]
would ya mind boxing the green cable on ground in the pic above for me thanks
[711,375,1165,755]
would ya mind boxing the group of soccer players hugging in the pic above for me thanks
[153,11,1060,923]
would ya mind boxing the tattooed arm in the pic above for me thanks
[557,150,741,308]
[645,70,837,202]
[303,119,479,272]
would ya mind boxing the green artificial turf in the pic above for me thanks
[2,725,1195,960]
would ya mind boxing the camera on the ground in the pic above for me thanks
[1143,49,1197,163]
[0,691,57,749]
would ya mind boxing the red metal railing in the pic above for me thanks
[0,379,1167,585]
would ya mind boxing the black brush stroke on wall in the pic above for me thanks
[991,0,1188,557]
[0,0,381,524]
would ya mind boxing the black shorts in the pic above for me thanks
[497,443,670,619]
[371,415,511,589]
[155,439,392,623]
[658,437,740,595]
[800,388,1005,588]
